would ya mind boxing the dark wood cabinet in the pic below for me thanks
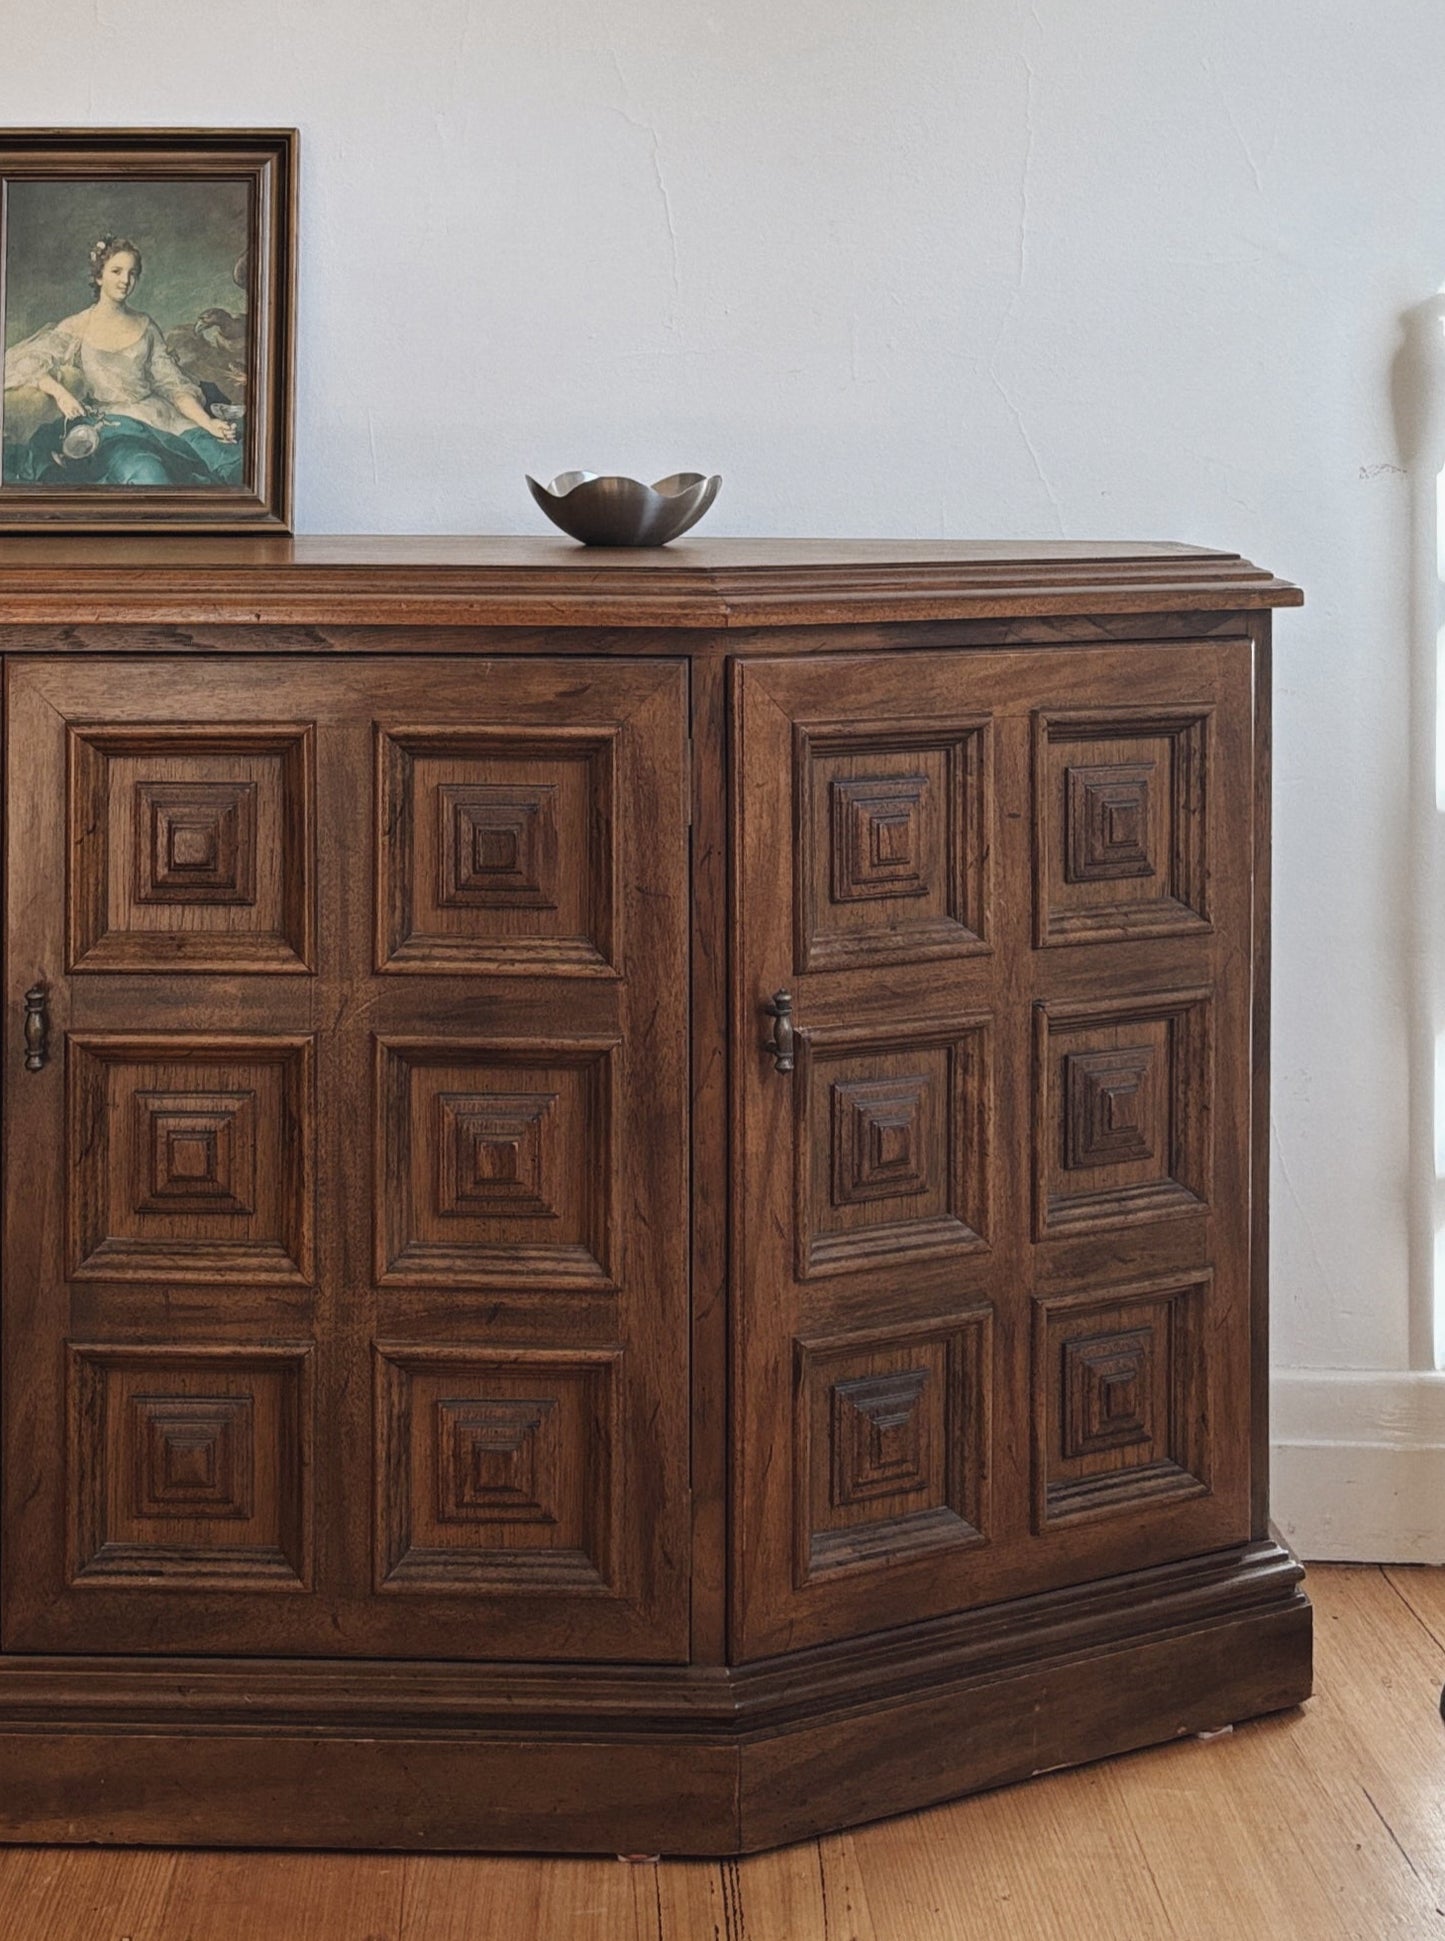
[5,656,690,1664]
[0,539,1310,1854]
[732,641,1255,1658]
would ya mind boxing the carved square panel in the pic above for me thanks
[798,1017,991,1277]
[68,1036,314,1284]
[135,781,258,904]
[1062,1047,1155,1170]
[435,1092,557,1220]
[434,1397,557,1522]
[1033,1275,1210,1527]
[795,719,990,972]
[132,1396,254,1520]
[1065,763,1154,882]
[68,725,312,973]
[375,1346,619,1592]
[1062,1331,1154,1457]
[68,1344,311,1588]
[1034,992,1211,1238]
[831,773,931,902]
[376,727,618,974]
[133,1090,257,1216]
[795,1311,990,1585]
[438,784,557,909]
[376,1039,616,1290]
[831,1370,929,1505]
[1034,710,1210,945]
[831,1074,930,1205]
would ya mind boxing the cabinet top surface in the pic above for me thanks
[0,535,1302,630]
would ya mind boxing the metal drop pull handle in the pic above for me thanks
[763,990,795,1074]
[23,984,48,1072]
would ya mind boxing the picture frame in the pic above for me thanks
[0,128,297,533]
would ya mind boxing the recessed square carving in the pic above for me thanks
[133,1090,257,1216]
[135,781,257,904]
[436,1092,557,1220]
[1034,992,1210,1238]
[1063,1047,1155,1170]
[377,1039,616,1290]
[1061,1331,1154,1457]
[831,1075,930,1206]
[68,724,312,973]
[438,784,558,910]
[1034,710,1210,946]
[795,1312,990,1584]
[1065,762,1155,883]
[831,773,930,902]
[799,1017,991,1277]
[831,1369,930,1506]
[434,1397,557,1522]
[132,1396,254,1521]
[69,1345,311,1588]
[69,1036,313,1283]
[376,1346,619,1592]
[1033,1276,1210,1527]
[377,727,617,975]
[796,719,990,973]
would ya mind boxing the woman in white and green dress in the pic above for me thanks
[2,235,242,487]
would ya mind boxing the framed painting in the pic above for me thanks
[0,129,296,533]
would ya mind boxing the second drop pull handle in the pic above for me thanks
[763,990,795,1074]
[23,984,48,1072]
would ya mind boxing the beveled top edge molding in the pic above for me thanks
[0,536,1303,627]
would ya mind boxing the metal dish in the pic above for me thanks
[525,470,721,547]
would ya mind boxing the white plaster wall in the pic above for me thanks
[4,0,1442,1554]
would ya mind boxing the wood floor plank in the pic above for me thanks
[1109,1711,1430,1939]
[1298,1564,1445,1917]
[399,1854,662,1941]
[728,1844,832,1940]
[157,1850,406,1941]
[1097,1564,1445,1940]
[653,1858,729,1941]
[814,1831,879,1941]
[837,1761,1178,1941]
[1384,1562,1445,1653]
[0,1846,176,1941]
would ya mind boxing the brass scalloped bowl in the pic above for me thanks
[525,470,721,547]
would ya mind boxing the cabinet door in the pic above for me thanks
[733,645,1256,1658]
[3,656,690,1661]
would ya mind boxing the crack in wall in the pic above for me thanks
[607,48,682,326]
[985,25,1064,535]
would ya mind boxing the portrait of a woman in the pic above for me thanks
[2,235,243,488]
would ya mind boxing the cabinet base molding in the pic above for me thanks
[0,1540,1310,1854]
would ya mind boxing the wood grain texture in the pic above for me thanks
[0,1849,179,1941]
[0,541,1304,1855]
[153,1853,405,1941]
[4,654,691,1663]
[0,537,1303,627]
[690,650,731,1663]
[0,1539,1307,1851]
[399,1856,660,1941]
[731,642,1257,1660]
[0,1565,1423,1939]
[1250,617,1274,1539]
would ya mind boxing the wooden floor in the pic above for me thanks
[0,1564,1441,1939]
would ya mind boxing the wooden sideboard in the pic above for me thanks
[0,538,1310,1853]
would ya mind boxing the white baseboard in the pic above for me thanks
[1271,1369,1445,1563]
